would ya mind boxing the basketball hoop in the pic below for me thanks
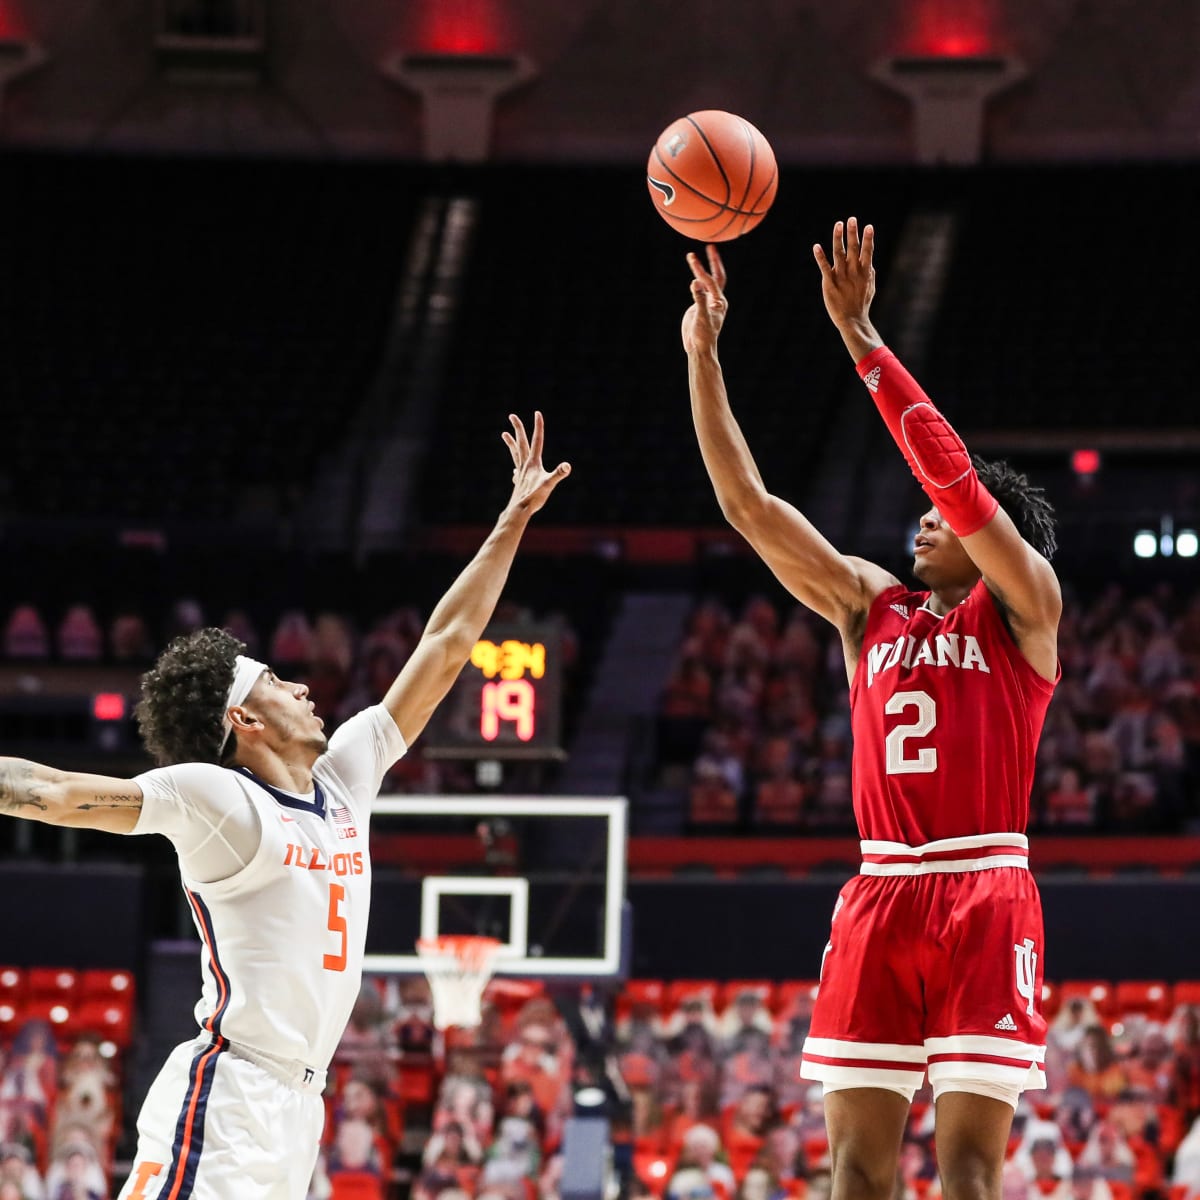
[416,935,502,1030]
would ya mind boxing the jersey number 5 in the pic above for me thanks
[885,690,937,774]
[324,883,348,972]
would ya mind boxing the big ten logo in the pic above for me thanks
[472,638,545,742]
[283,845,365,876]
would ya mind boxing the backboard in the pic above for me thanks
[364,795,628,980]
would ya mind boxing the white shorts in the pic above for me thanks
[115,1036,326,1200]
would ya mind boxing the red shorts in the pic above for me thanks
[800,835,1047,1095]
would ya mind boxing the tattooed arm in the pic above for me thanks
[0,759,142,833]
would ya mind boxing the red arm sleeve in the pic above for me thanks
[857,346,998,538]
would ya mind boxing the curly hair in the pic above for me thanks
[972,455,1058,562]
[135,628,245,767]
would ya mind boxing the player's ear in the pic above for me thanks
[227,706,262,737]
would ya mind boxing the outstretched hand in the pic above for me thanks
[501,411,570,517]
[681,245,729,355]
[813,217,876,329]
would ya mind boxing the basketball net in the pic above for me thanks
[416,935,502,1030]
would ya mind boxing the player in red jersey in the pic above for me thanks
[682,218,1061,1200]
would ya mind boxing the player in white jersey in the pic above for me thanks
[0,412,570,1200]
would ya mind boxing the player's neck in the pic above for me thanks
[927,584,974,615]
[232,747,316,795]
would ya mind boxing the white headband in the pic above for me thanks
[220,655,268,752]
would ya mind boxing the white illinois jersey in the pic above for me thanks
[130,704,406,1071]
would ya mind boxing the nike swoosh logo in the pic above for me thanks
[280,815,296,823]
[647,175,676,207]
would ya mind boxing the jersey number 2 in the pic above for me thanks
[324,883,348,972]
[885,690,937,774]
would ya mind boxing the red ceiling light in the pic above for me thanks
[908,0,994,57]
[420,0,505,55]
[93,693,127,722]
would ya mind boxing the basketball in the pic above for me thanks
[646,110,778,242]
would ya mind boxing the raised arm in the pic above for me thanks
[814,217,1060,679]
[382,412,570,745]
[0,760,142,833]
[683,245,897,637]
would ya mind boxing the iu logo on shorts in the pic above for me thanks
[1014,938,1038,1017]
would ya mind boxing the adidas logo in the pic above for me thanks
[863,366,882,394]
[994,1013,1019,1032]
[889,603,910,619]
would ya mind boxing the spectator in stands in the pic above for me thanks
[689,759,739,825]
[1174,1008,1200,1125]
[165,598,205,643]
[758,1124,805,1193]
[663,1073,722,1151]
[1050,999,1102,1056]
[422,1119,483,1171]
[1067,1166,1113,1200]
[270,609,314,671]
[722,1085,774,1177]
[335,984,394,1093]
[1068,1027,1128,1100]
[480,1117,541,1191]
[3,607,48,660]
[1042,768,1093,827]
[1022,1136,1067,1196]
[48,1063,113,1163]
[55,608,102,662]
[750,737,807,827]
[896,1139,935,1200]
[1171,1111,1200,1195]
[1075,1123,1134,1184]
[736,1164,787,1200]
[671,1125,736,1200]
[0,1142,43,1200]
[0,1022,57,1148]
[413,1151,464,1200]
[326,1116,383,1181]
[501,1080,547,1145]
[392,977,436,1055]
[1126,1028,1174,1102]
[109,612,154,662]
[434,1071,495,1144]
[720,1032,774,1109]
[718,993,774,1050]
[334,1078,393,1160]
[220,610,261,657]
[1013,1122,1074,1184]
[43,1138,103,1200]
[501,1021,566,1119]
[667,1167,718,1200]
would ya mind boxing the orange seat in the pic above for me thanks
[665,980,720,1012]
[775,980,820,1017]
[619,980,667,1021]
[1041,981,1061,1019]
[74,997,134,1048]
[1173,981,1200,1010]
[1115,980,1171,1020]
[26,967,79,1003]
[80,968,136,1004]
[1059,980,1116,1017]
[719,980,776,1014]
[0,966,26,1005]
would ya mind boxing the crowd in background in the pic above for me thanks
[658,586,1200,833]
[0,597,577,797]
[618,982,1200,1200]
[309,977,579,1200]
[0,1025,120,1200]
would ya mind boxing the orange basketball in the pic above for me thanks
[646,110,778,242]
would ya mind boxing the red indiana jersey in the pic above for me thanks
[849,580,1058,845]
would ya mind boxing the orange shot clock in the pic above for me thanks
[422,623,565,759]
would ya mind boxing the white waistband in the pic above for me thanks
[223,1039,327,1094]
[859,832,1029,876]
